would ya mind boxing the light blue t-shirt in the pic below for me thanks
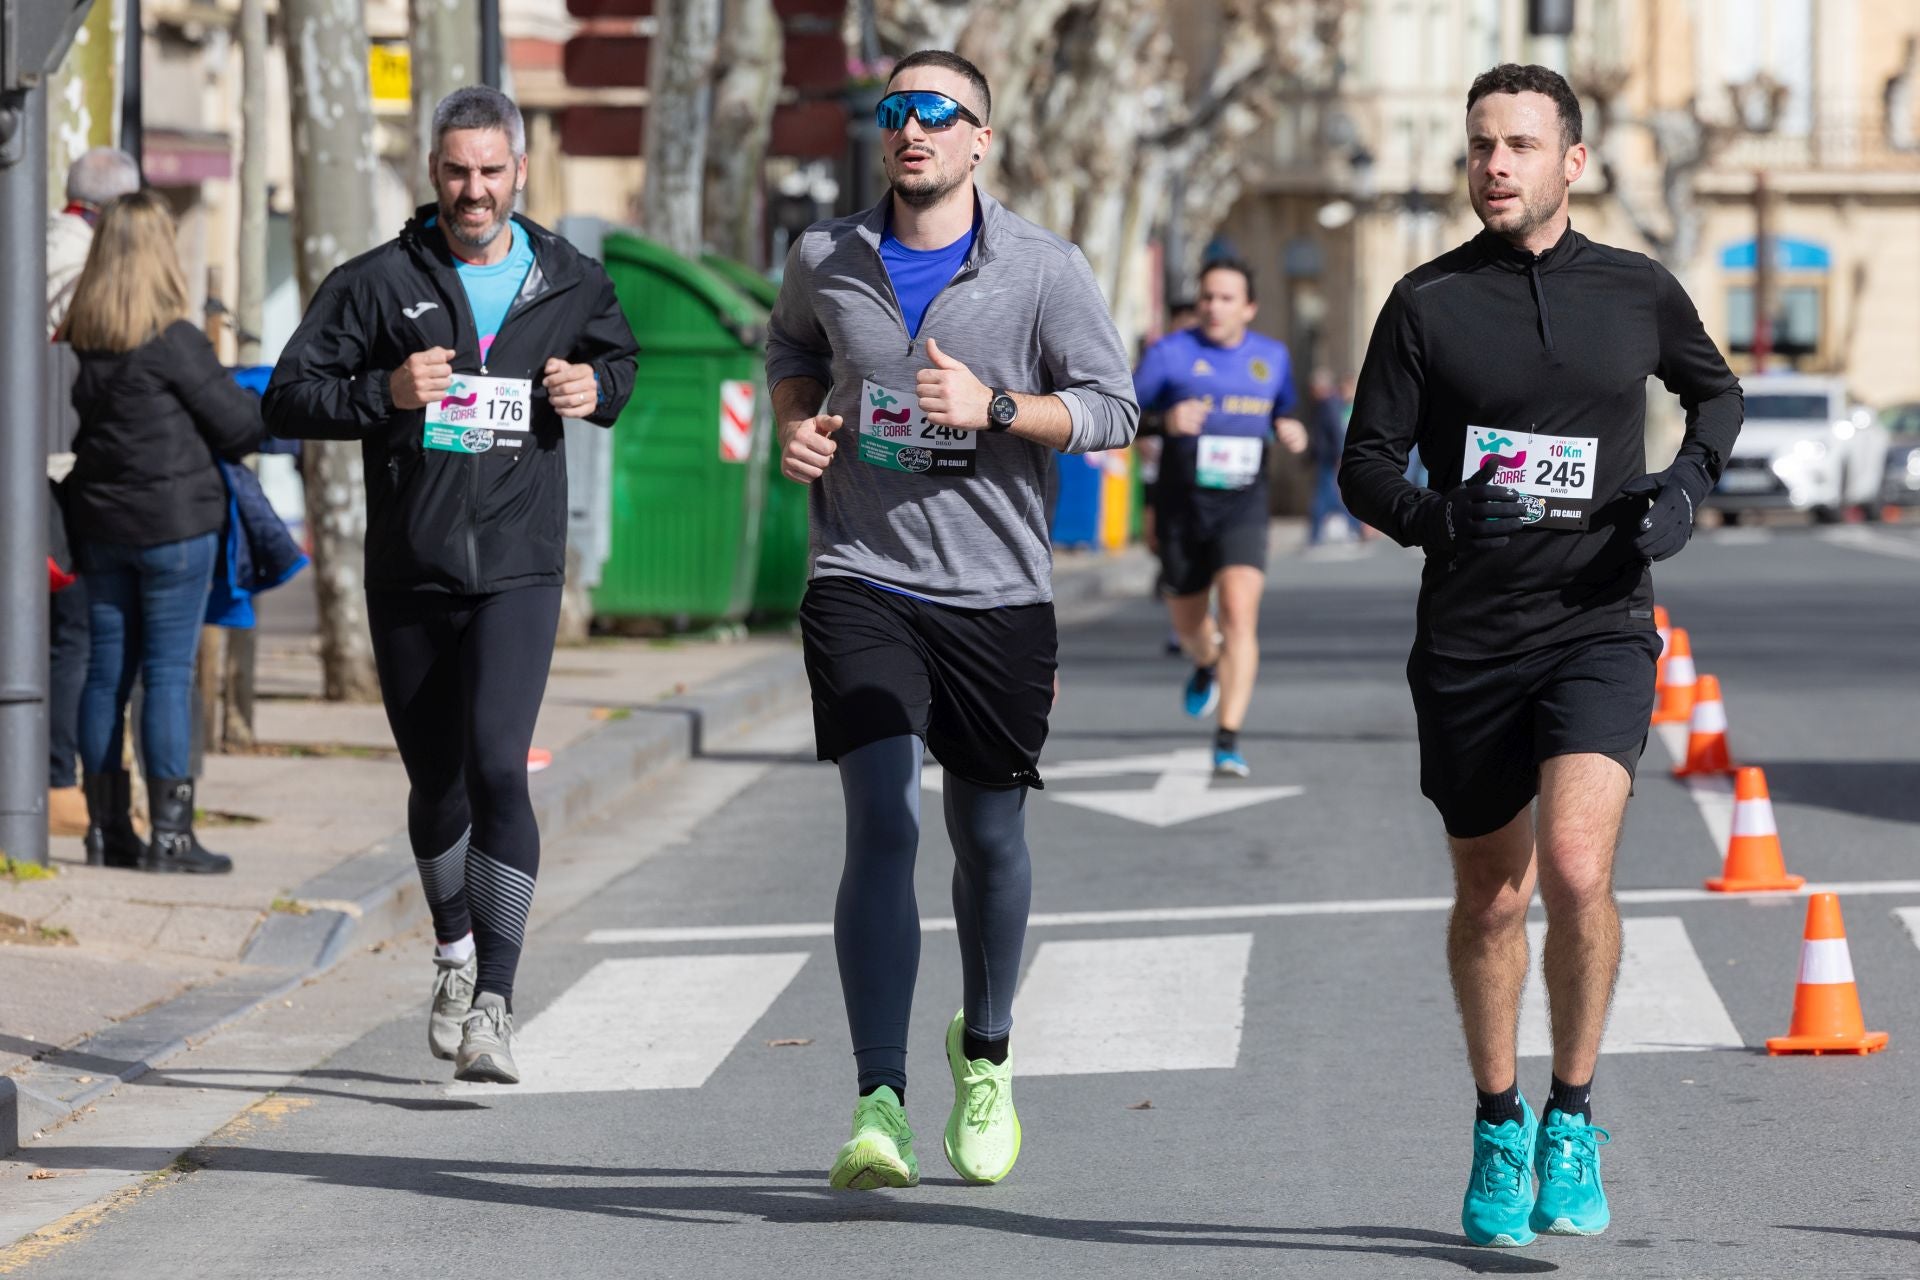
[450,223,536,363]
[879,220,976,339]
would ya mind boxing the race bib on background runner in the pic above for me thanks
[1196,435,1265,490]
[1463,425,1599,530]
[857,378,978,477]
[424,375,533,455]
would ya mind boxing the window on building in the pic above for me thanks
[1725,283,1824,358]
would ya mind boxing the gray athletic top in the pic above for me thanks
[766,189,1139,608]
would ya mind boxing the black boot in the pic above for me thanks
[145,777,233,874]
[82,770,144,869]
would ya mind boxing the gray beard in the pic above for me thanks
[443,194,515,250]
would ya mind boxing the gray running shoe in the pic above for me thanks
[429,952,477,1061]
[455,992,519,1084]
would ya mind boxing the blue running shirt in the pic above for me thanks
[879,218,977,339]
[1134,327,1297,506]
[439,220,535,364]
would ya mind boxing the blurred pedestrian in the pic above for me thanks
[45,148,140,838]
[48,148,141,338]
[1305,368,1364,545]
[63,190,265,874]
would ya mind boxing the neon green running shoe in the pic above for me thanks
[828,1087,919,1190]
[943,1011,1022,1184]
[1531,1108,1611,1236]
[1461,1098,1538,1248]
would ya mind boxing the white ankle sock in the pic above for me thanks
[435,933,475,964]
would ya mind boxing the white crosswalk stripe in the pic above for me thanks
[1011,933,1254,1076]
[1518,917,1743,1056]
[1891,907,1920,951]
[455,952,810,1095]
[527,914,1770,1093]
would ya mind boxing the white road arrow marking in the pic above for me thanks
[1044,748,1303,829]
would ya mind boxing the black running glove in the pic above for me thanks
[1419,457,1528,556]
[1617,458,1711,562]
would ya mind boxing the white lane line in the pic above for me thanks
[1013,933,1253,1075]
[454,952,809,1093]
[1653,721,1735,859]
[583,879,1920,944]
[1894,907,1920,950]
[1817,526,1920,562]
[1519,917,1743,1056]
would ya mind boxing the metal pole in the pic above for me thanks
[480,0,502,89]
[121,0,143,176]
[1751,169,1774,369]
[0,85,53,868]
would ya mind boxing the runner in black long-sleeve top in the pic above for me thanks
[1339,64,1742,1251]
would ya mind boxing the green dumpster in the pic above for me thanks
[703,254,810,620]
[596,234,771,624]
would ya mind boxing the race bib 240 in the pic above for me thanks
[857,378,978,477]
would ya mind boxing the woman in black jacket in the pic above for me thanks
[62,190,264,873]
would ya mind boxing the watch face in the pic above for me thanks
[991,394,1017,425]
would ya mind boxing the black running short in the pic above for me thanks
[799,575,1057,790]
[1407,630,1660,839]
[1155,492,1270,597]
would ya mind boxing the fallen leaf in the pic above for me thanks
[27,1169,57,1180]
[1127,1100,1153,1111]
[765,1038,813,1048]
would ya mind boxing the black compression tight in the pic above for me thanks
[368,585,561,1004]
[834,734,1033,1096]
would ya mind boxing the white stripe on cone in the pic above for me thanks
[1690,697,1728,734]
[1666,656,1696,686]
[1798,937,1857,986]
[1731,799,1778,837]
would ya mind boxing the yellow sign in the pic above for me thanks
[370,44,411,105]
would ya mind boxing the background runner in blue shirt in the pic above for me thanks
[1133,259,1307,777]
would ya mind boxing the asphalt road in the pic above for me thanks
[8,523,1920,1279]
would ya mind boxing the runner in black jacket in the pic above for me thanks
[264,87,637,1086]
[1340,65,1741,1250]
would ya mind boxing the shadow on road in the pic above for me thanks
[1756,760,1920,825]
[21,1142,1565,1273]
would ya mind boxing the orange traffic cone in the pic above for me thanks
[1653,606,1672,686]
[1706,767,1805,892]
[1766,894,1888,1055]
[1651,627,1696,724]
[1673,674,1734,777]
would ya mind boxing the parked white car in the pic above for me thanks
[1707,375,1889,522]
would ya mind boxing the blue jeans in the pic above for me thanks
[78,532,218,782]
[1308,464,1363,543]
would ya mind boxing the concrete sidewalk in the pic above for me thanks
[0,544,1154,1157]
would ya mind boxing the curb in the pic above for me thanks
[1,555,1156,1160]
[2,648,809,1160]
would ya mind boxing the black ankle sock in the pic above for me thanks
[963,1031,1009,1066]
[1214,727,1239,753]
[1546,1074,1592,1122]
[859,1082,903,1104]
[1475,1082,1524,1128]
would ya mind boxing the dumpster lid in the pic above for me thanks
[604,231,768,347]
[701,254,781,312]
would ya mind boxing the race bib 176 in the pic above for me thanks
[1464,425,1599,530]
[424,375,533,455]
[857,378,978,477]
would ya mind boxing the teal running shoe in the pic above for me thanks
[1531,1109,1611,1235]
[1183,666,1219,718]
[1461,1098,1538,1248]
[1213,749,1251,778]
[829,1087,919,1190]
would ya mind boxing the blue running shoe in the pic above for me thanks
[1531,1109,1611,1236]
[1183,666,1219,718]
[1213,749,1250,778]
[1462,1098,1538,1248]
